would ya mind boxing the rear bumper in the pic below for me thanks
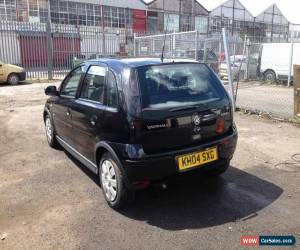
[121,127,238,185]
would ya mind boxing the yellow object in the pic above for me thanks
[177,147,218,171]
[0,60,26,85]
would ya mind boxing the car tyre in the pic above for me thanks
[7,73,20,85]
[99,152,134,209]
[263,70,276,82]
[45,114,59,148]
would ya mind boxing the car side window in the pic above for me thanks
[60,66,84,97]
[80,65,106,103]
[106,70,118,108]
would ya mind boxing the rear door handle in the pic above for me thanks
[90,115,98,126]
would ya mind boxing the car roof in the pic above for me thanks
[87,57,199,72]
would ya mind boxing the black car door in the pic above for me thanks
[71,64,108,164]
[51,66,85,146]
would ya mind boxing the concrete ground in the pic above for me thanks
[234,81,294,118]
[0,82,299,250]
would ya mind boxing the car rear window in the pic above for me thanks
[136,63,226,109]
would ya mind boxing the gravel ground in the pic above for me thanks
[0,82,299,250]
[235,82,293,118]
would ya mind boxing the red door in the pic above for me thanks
[133,9,146,33]
[19,33,80,67]
[52,35,81,66]
[19,34,48,67]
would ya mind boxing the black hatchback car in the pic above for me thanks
[43,58,237,208]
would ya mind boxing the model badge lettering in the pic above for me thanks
[147,124,168,130]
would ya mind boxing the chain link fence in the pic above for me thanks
[134,31,296,119]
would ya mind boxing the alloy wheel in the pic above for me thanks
[101,160,118,202]
[45,117,52,143]
[9,75,19,85]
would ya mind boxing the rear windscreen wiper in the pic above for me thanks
[170,104,207,112]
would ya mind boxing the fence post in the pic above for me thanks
[222,28,235,110]
[101,5,106,55]
[244,38,250,80]
[203,38,207,63]
[194,31,198,60]
[46,0,53,80]
[234,35,247,101]
[133,33,136,57]
[172,32,175,58]
[218,38,222,73]
[294,65,300,118]
[288,42,294,87]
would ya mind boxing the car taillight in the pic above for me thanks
[130,120,143,131]
[216,117,225,133]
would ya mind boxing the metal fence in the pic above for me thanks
[134,30,296,119]
[0,21,297,120]
[0,20,132,80]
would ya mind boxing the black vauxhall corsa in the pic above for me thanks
[43,58,237,208]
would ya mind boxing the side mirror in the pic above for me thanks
[45,85,58,96]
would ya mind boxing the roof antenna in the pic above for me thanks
[161,14,170,62]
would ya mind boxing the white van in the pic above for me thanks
[260,43,300,82]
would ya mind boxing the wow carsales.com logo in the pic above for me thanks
[241,236,296,246]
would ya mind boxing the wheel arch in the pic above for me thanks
[95,141,130,186]
[263,68,277,78]
[7,72,19,82]
[43,107,51,122]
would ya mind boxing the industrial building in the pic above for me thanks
[0,0,147,32]
[0,0,293,40]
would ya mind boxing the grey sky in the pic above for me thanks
[143,0,300,24]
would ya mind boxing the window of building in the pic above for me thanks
[181,15,191,32]
[195,16,208,34]
[104,6,111,27]
[103,6,129,28]
[94,5,102,26]
[111,7,119,28]
[147,12,158,33]
[125,8,132,28]
[211,17,221,33]
[58,1,68,24]
[0,0,132,29]
[77,3,86,25]
[164,13,179,32]
[28,0,38,16]
[222,18,231,31]
[86,4,94,26]
[0,0,17,21]
[118,8,125,28]
[233,20,241,31]
[39,8,48,23]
